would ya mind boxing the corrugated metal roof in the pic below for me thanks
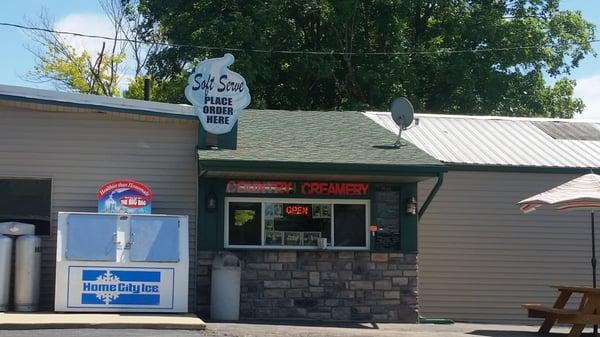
[364,112,600,168]
[0,84,195,118]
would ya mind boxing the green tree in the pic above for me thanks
[134,0,594,117]
[123,74,187,102]
[26,1,158,96]
[31,43,125,96]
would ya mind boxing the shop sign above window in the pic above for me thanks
[226,180,369,196]
[185,53,251,135]
[97,180,152,214]
[300,182,369,196]
[226,181,294,194]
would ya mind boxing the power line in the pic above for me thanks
[1,21,598,56]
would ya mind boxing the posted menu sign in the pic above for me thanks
[185,53,251,135]
[373,184,401,250]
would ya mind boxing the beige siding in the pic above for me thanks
[0,104,198,311]
[418,171,594,323]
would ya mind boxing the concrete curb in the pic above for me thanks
[0,313,206,330]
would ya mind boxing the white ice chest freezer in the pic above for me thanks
[55,212,188,312]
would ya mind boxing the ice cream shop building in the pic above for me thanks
[0,81,445,321]
[4,51,600,324]
[4,59,600,322]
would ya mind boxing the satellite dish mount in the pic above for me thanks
[390,97,415,148]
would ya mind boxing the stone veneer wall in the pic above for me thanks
[197,250,418,322]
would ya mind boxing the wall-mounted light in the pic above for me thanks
[206,192,217,212]
[406,196,417,215]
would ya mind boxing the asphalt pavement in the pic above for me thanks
[0,322,592,337]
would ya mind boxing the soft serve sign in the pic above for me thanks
[185,54,251,135]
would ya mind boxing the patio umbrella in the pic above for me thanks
[519,173,600,336]
[518,173,600,288]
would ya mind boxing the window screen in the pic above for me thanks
[333,204,367,247]
[0,178,51,235]
[228,202,262,246]
[130,216,179,262]
[66,214,117,261]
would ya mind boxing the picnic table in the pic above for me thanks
[522,285,600,337]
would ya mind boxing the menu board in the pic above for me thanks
[373,185,401,250]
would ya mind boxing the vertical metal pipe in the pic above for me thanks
[0,235,12,311]
[592,211,597,336]
[593,211,597,288]
[143,78,151,101]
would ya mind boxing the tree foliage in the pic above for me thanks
[123,73,187,102]
[32,43,125,96]
[134,0,595,117]
[25,8,126,96]
[26,0,157,96]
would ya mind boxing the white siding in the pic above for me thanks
[418,171,595,323]
[0,104,198,310]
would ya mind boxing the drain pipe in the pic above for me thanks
[418,172,444,220]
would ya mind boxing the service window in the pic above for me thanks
[225,198,369,249]
[66,214,117,261]
[0,178,51,235]
[130,216,180,262]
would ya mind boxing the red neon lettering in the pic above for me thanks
[227,181,368,195]
[226,180,295,194]
[285,205,310,216]
[300,182,369,196]
[313,182,322,194]
[226,180,237,193]
[301,182,309,194]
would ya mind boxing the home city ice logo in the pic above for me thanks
[185,53,251,135]
[81,269,161,305]
[87,271,120,304]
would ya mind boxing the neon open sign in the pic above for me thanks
[284,204,311,216]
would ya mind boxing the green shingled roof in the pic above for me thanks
[198,110,443,175]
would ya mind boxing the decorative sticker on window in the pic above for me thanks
[234,210,256,227]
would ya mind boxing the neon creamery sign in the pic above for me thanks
[185,54,251,134]
[225,180,369,196]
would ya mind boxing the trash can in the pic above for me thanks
[14,235,41,312]
[0,235,12,311]
[210,252,241,320]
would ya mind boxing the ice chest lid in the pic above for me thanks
[0,222,35,236]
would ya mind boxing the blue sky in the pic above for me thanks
[0,1,103,87]
[0,0,598,119]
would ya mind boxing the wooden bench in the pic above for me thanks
[522,286,600,337]
[522,304,600,324]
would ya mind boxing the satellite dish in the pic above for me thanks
[389,97,415,148]
[390,97,414,129]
